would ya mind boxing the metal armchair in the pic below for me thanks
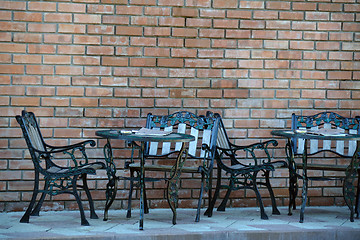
[15,110,105,226]
[205,116,287,220]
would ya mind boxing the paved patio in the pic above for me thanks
[0,206,359,240]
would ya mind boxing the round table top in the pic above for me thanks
[271,129,360,141]
[96,129,195,143]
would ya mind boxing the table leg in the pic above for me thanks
[103,139,118,221]
[343,141,360,222]
[300,139,308,223]
[286,139,298,216]
[166,142,188,225]
[139,142,145,230]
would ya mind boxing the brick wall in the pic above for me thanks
[0,0,359,213]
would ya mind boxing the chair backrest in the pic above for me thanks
[145,111,220,161]
[215,116,275,167]
[16,110,47,166]
[215,116,239,165]
[291,112,360,157]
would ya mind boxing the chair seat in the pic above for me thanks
[295,163,348,171]
[128,163,200,173]
[47,162,105,174]
[271,160,288,168]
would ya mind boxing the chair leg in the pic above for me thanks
[82,174,98,219]
[30,180,49,217]
[143,185,149,214]
[195,172,205,222]
[252,174,268,220]
[205,167,221,217]
[72,176,89,226]
[20,171,40,223]
[355,171,360,219]
[126,169,135,218]
[217,185,232,212]
[263,170,280,215]
[104,173,118,221]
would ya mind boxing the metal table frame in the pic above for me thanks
[96,130,195,230]
[271,130,360,223]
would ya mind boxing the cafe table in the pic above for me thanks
[95,129,195,230]
[271,130,360,223]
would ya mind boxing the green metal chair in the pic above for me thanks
[124,111,221,223]
[288,111,360,222]
[16,110,105,226]
[204,115,286,220]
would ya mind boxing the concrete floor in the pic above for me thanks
[0,206,360,240]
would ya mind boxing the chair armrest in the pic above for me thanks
[45,140,96,152]
[35,140,96,169]
[217,139,278,166]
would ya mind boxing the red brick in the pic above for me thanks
[169,69,195,78]
[159,17,185,27]
[85,66,112,76]
[185,39,210,48]
[71,98,98,107]
[292,2,316,11]
[317,22,342,31]
[130,58,156,67]
[74,56,101,66]
[290,41,314,50]
[197,89,222,98]
[279,12,304,20]
[238,40,263,49]
[158,38,184,47]
[88,25,114,35]
[27,65,53,75]
[290,60,315,70]
[223,89,248,99]
[213,0,238,8]
[57,87,84,96]
[224,49,250,59]
[199,9,225,18]
[142,68,168,78]
[227,10,252,19]
[11,97,40,106]
[212,59,237,68]
[130,78,156,88]
[55,66,82,75]
[329,32,353,41]
[186,18,212,28]
[99,98,126,108]
[250,70,274,79]
[14,12,42,22]
[157,78,183,88]
[0,22,26,32]
[212,39,237,48]
[223,69,248,78]
[185,59,210,68]
[265,60,289,69]
[252,30,276,39]
[276,70,301,79]
[214,19,239,29]
[183,99,209,108]
[184,79,210,88]
[172,28,198,38]
[302,90,326,99]
[197,69,222,78]
[328,71,352,80]
[173,7,198,17]
[0,64,24,74]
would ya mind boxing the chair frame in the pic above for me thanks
[16,110,105,226]
[288,111,360,222]
[125,111,220,222]
[204,115,286,220]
